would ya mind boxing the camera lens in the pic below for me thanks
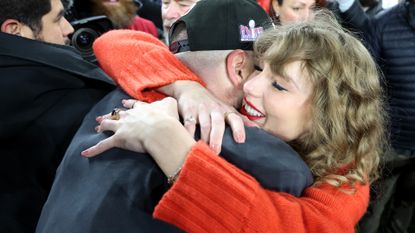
[71,28,99,55]
[76,31,93,48]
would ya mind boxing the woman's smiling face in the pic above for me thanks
[241,61,313,141]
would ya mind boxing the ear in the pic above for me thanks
[226,49,251,88]
[272,0,280,15]
[1,19,24,35]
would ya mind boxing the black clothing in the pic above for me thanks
[36,88,313,233]
[342,0,415,153]
[340,2,415,232]
[0,32,114,233]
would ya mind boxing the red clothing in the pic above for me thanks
[257,0,271,13]
[93,30,369,233]
[128,16,158,38]
[93,30,203,103]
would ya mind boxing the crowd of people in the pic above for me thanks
[1,0,414,233]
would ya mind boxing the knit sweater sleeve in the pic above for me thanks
[93,30,204,102]
[154,141,369,233]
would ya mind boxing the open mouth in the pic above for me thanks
[240,98,265,121]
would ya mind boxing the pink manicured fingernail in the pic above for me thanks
[96,116,103,123]
[235,134,245,143]
[81,149,89,157]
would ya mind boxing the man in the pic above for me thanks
[337,0,415,232]
[0,0,115,232]
[36,0,313,232]
[161,0,199,42]
[71,0,158,37]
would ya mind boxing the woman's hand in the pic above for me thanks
[154,81,246,154]
[82,97,181,157]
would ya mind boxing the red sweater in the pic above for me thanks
[93,30,369,233]
[257,0,271,13]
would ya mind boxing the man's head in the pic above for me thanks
[169,0,272,108]
[0,0,74,45]
[161,0,199,42]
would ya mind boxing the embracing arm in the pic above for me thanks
[93,30,204,102]
[154,142,369,233]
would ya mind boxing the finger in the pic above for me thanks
[122,99,144,109]
[96,112,112,123]
[208,111,225,154]
[96,119,119,133]
[226,112,246,143]
[81,136,117,157]
[241,115,260,127]
[198,104,211,143]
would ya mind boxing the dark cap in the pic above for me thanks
[169,0,273,53]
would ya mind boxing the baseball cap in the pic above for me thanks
[169,0,273,53]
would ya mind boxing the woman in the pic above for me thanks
[84,13,386,232]
[257,0,316,24]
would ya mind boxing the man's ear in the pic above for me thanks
[226,49,251,87]
[1,19,22,35]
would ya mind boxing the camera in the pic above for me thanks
[69,15,113,64]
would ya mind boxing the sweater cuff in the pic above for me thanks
[153,141,258,232]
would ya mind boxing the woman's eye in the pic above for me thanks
[272,81,287,91]
[254,65,263,71]
[292,7,300,11]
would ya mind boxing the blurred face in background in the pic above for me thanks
[92,0,137,29]
[161,0,198,42]
[272,0,315,24]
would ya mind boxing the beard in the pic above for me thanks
[91,0,138,29]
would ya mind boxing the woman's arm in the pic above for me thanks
[93,29,203,103]
[154,142,369,233]
[93,30,245,150]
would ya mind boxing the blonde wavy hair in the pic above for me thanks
[254,11,387,189]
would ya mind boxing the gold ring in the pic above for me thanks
[111,108,121,120]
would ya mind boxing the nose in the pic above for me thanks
[243,72,266,97]
[62,17,74,36]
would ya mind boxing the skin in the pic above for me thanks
[272,0,315,24]
[241,61,313,141]
[82,61,313,177]
[161,0,199,41]
[1,0,74,45]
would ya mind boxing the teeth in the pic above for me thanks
[243,99,264,117]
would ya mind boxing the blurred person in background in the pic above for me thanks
[336,0,415,232]
[161,0,199,43]
[0,0,115,232]
[73,0,158,37]
[256,0,316,23]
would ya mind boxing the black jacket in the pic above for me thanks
[0,32,114,233]
[341,1,415,153]
[36,88,313,233]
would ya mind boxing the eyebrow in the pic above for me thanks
[279,71,301,91]
[55,9,65,21]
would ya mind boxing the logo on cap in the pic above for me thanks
[240,20,264,42]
